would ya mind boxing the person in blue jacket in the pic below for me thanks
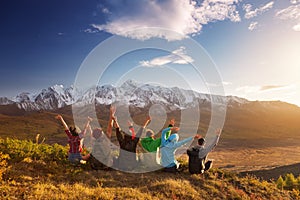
[160,129,201,173]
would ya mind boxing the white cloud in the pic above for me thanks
[236,86,260,93]
[102,8,110,14]
[293,24,300,31]
[222,81,232,86]
[276,4,300,31]
[291,0,300,4]
[276,5,300,20]
[236,84,294,94]
[248,21,258,31]
[243,1,274,19]
[84,28,99,34]
[139,46,194,67]
[92,0,241,41]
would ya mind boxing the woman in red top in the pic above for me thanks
[56,115,92,164]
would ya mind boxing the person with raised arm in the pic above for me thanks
[88,106,115,170]
[187,128,222,174]
[141,118,175,153]
[111,106,151,171]
[160,129,201,173]
[55,115,92,164]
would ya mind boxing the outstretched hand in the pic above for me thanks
[110,105,116,117]
[169,118,175,126]
[194,134,202,139]
[146,115,152,122]
[171,126,180,132]
[127,120,133,127]
[215,128,222,136]
[87,116,93,122]
[55,115,63,120]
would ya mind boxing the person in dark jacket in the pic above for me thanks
[111,106,151,171]
[187,128,221,174]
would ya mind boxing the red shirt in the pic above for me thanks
[65,130,84,153]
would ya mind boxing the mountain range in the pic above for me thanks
[1,79,300,149]
[1,79,252,112]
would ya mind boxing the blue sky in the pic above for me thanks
[1,0,300,106]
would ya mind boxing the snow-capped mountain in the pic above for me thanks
[0,97,14,105]
[0,80,247,111]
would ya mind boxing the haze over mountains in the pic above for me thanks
[0,79,271,112]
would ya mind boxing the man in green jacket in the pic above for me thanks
[141,119,176,152]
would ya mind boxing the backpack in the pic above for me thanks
[187,147,205,174]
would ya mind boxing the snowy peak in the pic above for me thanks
[0,80,253,111]
[0,97,14,105]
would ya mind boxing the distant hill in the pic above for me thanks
[241,162,300,181]
[0,80,300,149]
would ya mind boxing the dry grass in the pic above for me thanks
[0,138,295,200]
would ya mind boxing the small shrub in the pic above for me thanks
[276,176,284,190]
[0,137,68,163]
[0,152,10,181]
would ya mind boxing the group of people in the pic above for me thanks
[56,105,221,174]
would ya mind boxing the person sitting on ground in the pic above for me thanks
[55,115,92,164]
[187,128,222,174]
[89,127,114,170]
[141,118,175,153]
[111,105,151,171]
[160,128,201,173]
[88,107,115,170]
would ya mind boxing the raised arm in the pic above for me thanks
[199,129,221,158]
[55,115,68,131]
[143,116,151,128]
[135,116,152,138]
[127,120,136,140]
[107,105,116,138]
[81,116,92,136]
[173,134,201,148]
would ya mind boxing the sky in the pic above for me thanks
[0,0,300,106]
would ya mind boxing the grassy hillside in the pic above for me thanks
[0,137,298,200]
[0,139,299,199]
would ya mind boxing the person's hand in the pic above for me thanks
[215,128,222,136]
[55,115,62,120]
[110,105,116,116]
[169,118,175,126]
[87,116,93,122]
[194,134,202,139]
[146,115,151,122]
[127,120,133,127]
[171,126,180,132]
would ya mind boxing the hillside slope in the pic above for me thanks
[0,137,295,200]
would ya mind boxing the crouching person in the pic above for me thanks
[160,128,201,173]
[187,128,221,174]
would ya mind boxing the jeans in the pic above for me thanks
[68,153,82,164]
